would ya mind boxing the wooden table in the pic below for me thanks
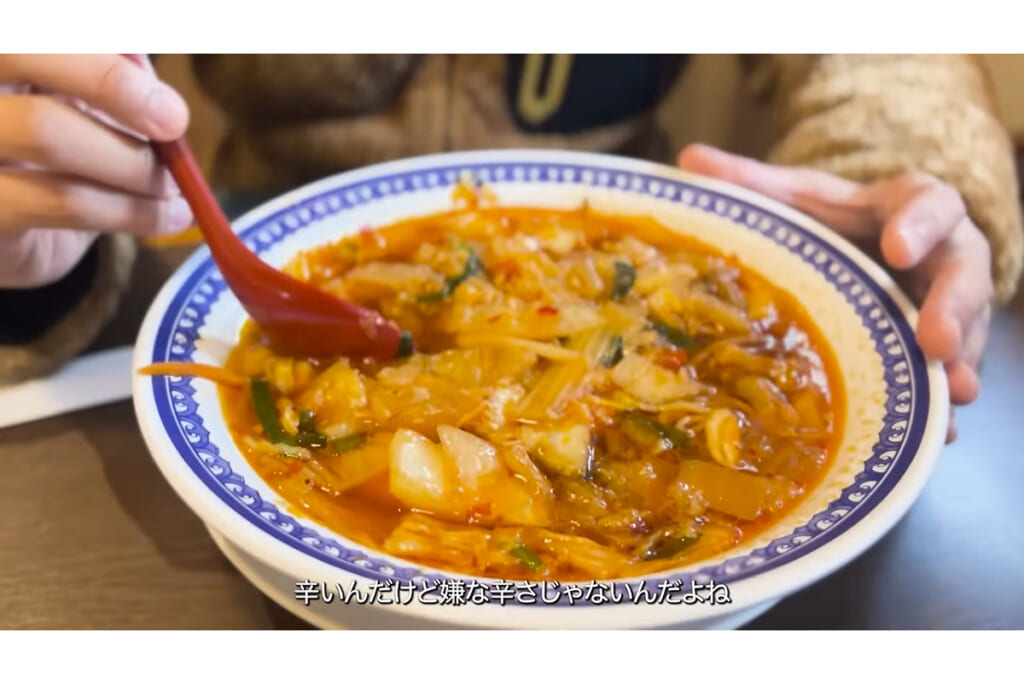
[3,225,1023,629]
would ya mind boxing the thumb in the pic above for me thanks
[0,54,189,142]
[677,144,878,240]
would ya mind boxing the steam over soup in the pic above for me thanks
[217,198,843,581]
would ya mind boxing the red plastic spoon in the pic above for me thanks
[131,50,409,360]
[150,138,411,361]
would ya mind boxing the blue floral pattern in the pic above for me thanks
[149,161,929,605]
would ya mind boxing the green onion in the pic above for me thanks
[275,443,311,460]
[458,249,483,281]
[297,409,317,435]
[622,410,691,451]
[649,317,700,354]
[330,433,368,453]
[396,331,415,357]
[508,543,543,571]
[417,291,445,303]
[250,379,295,446]
[293,408,329,449]
[418,248,484,302]
[610,261,635,300]
[644,533,701,560]
[295,432,328,449]
[601,335,624,368]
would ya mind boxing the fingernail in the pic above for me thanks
[157,168,179,197]
[145,83,189,139]
[886,221,925,269]
[697,144,732,160]
[168,196,194,232]
[686,144,732,165]
[946,314,963,353]
[899,221,924,256]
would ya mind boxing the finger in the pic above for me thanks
[0,228,99,289]
[946,407,957,444]
[0,95,175,197]
[915,225,993,362]
[677,144,879,239]
[942,300,990,406]
[0,54,189,141]
[0,169,193,237]
[945,302,989,406]
[876,176,967,270]
[960,304,991,371]
[946,360,980,406]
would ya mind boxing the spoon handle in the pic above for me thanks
[153,139,237,251]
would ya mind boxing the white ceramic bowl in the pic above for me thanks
[133,149,948,629]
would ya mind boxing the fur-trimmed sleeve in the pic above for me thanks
[746,54,1024,303]
[0,235,135,386]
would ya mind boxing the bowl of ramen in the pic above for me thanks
[133,149,948,629]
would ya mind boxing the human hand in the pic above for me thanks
[678,144,994,443]
[0,54,192,289]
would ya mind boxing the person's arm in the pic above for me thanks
[746,54,1023,302]
[0,55,191,386]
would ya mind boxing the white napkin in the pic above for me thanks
[0,346,134,430]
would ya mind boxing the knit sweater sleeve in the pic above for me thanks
[745,54,1023,303]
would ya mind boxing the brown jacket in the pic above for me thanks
[1,54,1022,385]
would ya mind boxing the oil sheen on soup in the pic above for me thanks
[220,192,843,581]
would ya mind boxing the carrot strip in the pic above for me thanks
[138,362,247,388]
[456,399,488,428]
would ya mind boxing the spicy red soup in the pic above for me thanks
[217,201,843,581]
